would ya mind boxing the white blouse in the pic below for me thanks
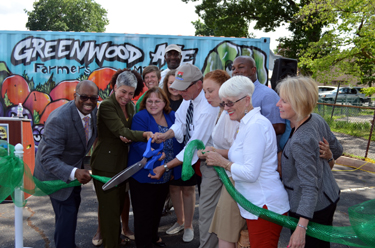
[212,110,239,177]
[229,107,290,219]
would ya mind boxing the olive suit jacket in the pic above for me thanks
[90,93,145,177]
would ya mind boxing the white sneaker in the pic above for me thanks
[166,222,184,235]
[182,228,194,242]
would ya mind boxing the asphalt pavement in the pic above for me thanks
[1,133,375,248]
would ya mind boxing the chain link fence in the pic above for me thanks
[315,100,375,159]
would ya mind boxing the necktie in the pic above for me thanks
[184,101,194,145]
[83,116,90,144]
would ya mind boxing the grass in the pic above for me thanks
[314,104,375,141]
[342,152,375,163]
[323,116,375,141]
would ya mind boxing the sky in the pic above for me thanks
[0,0,292,51]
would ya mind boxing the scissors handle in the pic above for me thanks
[144,156,164,176]
[143,139,164,158]
[142,139,165,176]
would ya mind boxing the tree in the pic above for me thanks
[191,19,215,36]
[25,0,109,32]
[298,0,375,85]
[183,0,322,62]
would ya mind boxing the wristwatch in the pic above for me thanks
[327,157,334,163]
[164,164,170,172]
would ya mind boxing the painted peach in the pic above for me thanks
[1,75,30,105]
[39,99,69,124]
[88,67,117,100]
[49,80,79,101]
[23,91,51,115]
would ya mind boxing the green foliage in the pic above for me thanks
[298,0,375,85]
[22,70,34,91]
[77,73,88,82]
[25,0,109,32]
[323,116,374,141]
[183,0,322,65]
[35,74,55,94]
[3,93,12,107]
[98,82,111,100]
[315,103,375,141]
[360,87,375,97]
[191,19,215,36]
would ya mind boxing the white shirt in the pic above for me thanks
[171,90,219,164]
[69,109,92,180]
[229,107,290,219]
[159,68,170,89]
[212,110,239,177]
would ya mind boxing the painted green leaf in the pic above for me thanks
[253,49,268,85]
[33,110,40,124]
[4,92,12,107]
[203,52,223,75]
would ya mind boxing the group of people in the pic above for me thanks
[34,43,343,248]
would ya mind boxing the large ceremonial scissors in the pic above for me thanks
[102,139,164,191]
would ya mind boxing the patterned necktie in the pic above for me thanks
[184,101,194,145]
[83,116,90,144]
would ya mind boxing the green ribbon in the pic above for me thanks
[182,139,375,248]
[0,145,110,207]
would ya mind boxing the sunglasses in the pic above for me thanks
[221,95,247,108]
[76,93,99,102]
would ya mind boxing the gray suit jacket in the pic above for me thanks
[281,113,342,219]
[34,101,97,201]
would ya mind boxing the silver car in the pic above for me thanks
[319,86,370,104]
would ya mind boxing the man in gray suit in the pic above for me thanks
[34,80,99,248]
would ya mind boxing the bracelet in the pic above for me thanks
[297,223,308,231]
[225,162,232,170]
[212,147,216,152]
[327,157,334,163]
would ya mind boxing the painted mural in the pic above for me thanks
[0,31,270,153]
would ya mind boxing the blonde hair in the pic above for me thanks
[277,76,318,121]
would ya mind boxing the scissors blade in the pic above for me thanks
[102,158,147,191]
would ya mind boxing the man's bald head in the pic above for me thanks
[231,56,257,82]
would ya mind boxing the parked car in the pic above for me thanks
[319,86,371,104]
[318,86,337,94]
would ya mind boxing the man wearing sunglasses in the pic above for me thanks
[34,80,99,248]
[151,63,219,244]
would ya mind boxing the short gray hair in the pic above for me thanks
[116,71,138,89]
[219,76,254,104]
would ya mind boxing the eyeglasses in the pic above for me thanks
[76,93,99,102]
[179,81,198,92]
[146,100,164,105]
[221,95,247,108]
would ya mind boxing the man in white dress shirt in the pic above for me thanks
[152,63,219,246]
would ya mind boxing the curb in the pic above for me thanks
[335,156,375,173]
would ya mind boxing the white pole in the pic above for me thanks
[14,143,24,248]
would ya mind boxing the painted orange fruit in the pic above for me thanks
[88,67,117,100]
[39,99,69,124]
[49,80,79,101]
[1,75,30,105]
[23,91,51,116]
